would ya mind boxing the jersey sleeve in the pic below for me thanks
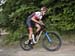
[39,16,42,19]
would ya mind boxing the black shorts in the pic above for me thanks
[26,19,35,28]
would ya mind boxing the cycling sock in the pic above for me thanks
[28,39,32,44]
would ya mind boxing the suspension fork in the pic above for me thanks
[45,32,52,42]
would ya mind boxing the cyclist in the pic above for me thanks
[26,6,47,46]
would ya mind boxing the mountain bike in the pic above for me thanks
[20,25,62,51]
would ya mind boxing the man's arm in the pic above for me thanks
[31,16,40,24]
[31,16,45,25]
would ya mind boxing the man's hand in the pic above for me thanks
[39,21,45,29]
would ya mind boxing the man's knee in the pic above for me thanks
[28,27,33,34]
[35,24,41,29]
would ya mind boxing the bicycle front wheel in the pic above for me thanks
[42,31,62,51]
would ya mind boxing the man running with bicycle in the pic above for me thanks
[26,6,47,47]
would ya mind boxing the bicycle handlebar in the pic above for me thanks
[37,23,46,30]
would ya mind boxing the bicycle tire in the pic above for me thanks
[20,35,33,51]
[42,31,62,51]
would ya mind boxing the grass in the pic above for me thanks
[61,31,75,45]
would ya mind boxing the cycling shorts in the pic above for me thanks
[26,18,35,28]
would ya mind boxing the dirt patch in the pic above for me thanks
[0,44,75,56]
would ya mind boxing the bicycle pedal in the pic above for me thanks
[30,42,33,44]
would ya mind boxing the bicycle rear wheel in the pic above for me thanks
[20,35,33,51]
[42,31,62,51]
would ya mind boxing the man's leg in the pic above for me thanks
[35,23,41,38]
[28,27,33,44]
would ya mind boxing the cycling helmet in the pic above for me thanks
[41,6,47,11]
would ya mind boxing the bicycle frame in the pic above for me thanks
[36,31,43,42]
[35,26,52,43]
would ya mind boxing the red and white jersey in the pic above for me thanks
[33,11,43,20]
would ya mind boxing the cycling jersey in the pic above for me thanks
[26,11,43,27]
